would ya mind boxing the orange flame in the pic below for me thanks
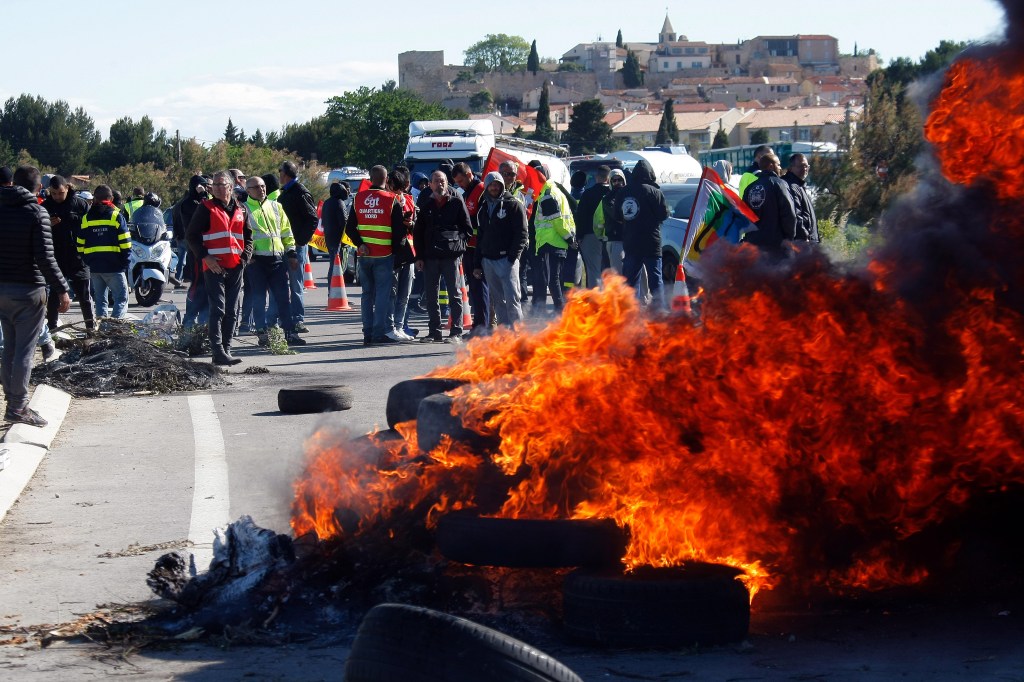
[292,53,1024,601]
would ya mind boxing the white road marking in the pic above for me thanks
[187,395,230,572]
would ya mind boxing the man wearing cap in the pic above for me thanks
[473,171,528,327]
[0,165,70,426]
[575,165,613,288]
[603,169,627,273]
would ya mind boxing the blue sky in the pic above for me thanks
[4,0,1006,144]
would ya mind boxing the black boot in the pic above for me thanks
[212,344,240,366]
[222,343,242,365]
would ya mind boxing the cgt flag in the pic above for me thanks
[681,166,759,271]
[481,147,545,216]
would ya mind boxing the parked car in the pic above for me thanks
[659,183,701,285]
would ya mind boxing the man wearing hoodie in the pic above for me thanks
[616,159,670,309]
[473,171,529,327]
[0,165,70,426]
[321,181,349,286]
[176,175,211,328]
[529,163,576,314]
[575,165,613,288]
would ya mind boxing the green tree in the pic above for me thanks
[464,34,531,72]
[712,127,730,149]
[250,129,265,146]
[750,128,770,145]
[621,49,644,88]
[469,90,494,114]
[92,116,171,171]
[224,118,240,145]
[656,98,679,144]
[531,81,555,143]
[560,99,614,155]
[616,30,623,48]
[527,40,540,75]
[321,85,453,168]
[271,117,328,161]
[0,95,99,175]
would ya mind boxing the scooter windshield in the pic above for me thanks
[132,220,165,245]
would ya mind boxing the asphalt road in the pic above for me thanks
[1,259,1023,680]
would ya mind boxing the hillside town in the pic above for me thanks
[399,14,872,152]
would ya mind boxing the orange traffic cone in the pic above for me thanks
[458,261,473,328]
[326,253,352,311]
[303,259,316,289]
[670,262,691,314]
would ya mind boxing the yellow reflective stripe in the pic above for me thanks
[82,245,124,254]
[83,219,119,228]
[361,236,392,245]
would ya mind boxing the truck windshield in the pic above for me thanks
[405,159,484,177]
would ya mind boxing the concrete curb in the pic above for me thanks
[0,384,73,524]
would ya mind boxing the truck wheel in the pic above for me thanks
[436,511,628,568]
[343,603,585,682]
[277,385,353,414]
[563,564,750,648]
[385,377,468,428]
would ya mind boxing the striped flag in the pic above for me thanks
[681,167,759,270]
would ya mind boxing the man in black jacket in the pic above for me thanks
[781,153,819,243]
[0,166,70,426]
[742,152,798,255]
[413,170,472,343]
[177,174,210,328]
[321,181,349,286]
[576,165,613,287]
[41,175,94,332]
[472,171,528,327]
[275,161,319,332]
[617,159,670,309]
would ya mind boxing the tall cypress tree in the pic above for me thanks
[527,40,540,75]
[621,50,644,88]
[532,81,555,143]
[656,99,678,144]
[616,29,623,48]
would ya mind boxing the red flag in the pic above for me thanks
[482,148,544,215]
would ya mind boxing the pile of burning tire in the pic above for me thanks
[376,378,751,649]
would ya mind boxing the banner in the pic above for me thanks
[681,167,759,268]
[481,147,544,216]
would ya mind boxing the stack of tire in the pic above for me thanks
[382,377,751,650]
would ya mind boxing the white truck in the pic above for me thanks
[403,119,571,186]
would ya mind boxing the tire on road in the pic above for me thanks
[135,279,164,307]
[416,392,499,454]
[563,564,750,648]
[437,511,628,568]
[343,603,585,682]
[385,377,468,429]
[277,385,354,414]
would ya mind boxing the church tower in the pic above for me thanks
[659,14,676,44]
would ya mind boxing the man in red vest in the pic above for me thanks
[345,165,405,345]
[186,170,253,366]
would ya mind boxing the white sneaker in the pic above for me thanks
[385,330,409,342]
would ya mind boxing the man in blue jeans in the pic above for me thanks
[345,165,406,345]
[0,165,70,426]
[273,161,319,333]
[78,185,131,319]
[616,159,670,310]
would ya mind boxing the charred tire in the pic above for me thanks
[385,377,468,429]
[343,603,584,682]
[135,279,164,307]
[416,392,499,454]
[563,564,750,648]
[277,385,354,414]
[437,511,628,568]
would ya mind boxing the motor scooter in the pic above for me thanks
[128,205,174,307]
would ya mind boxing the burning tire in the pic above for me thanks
[385,377,468,429]
[343,603,584,682]
[562,564,750,648]
[437,511,628,568]
[416,392,499,454]
[277,385,354,414]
